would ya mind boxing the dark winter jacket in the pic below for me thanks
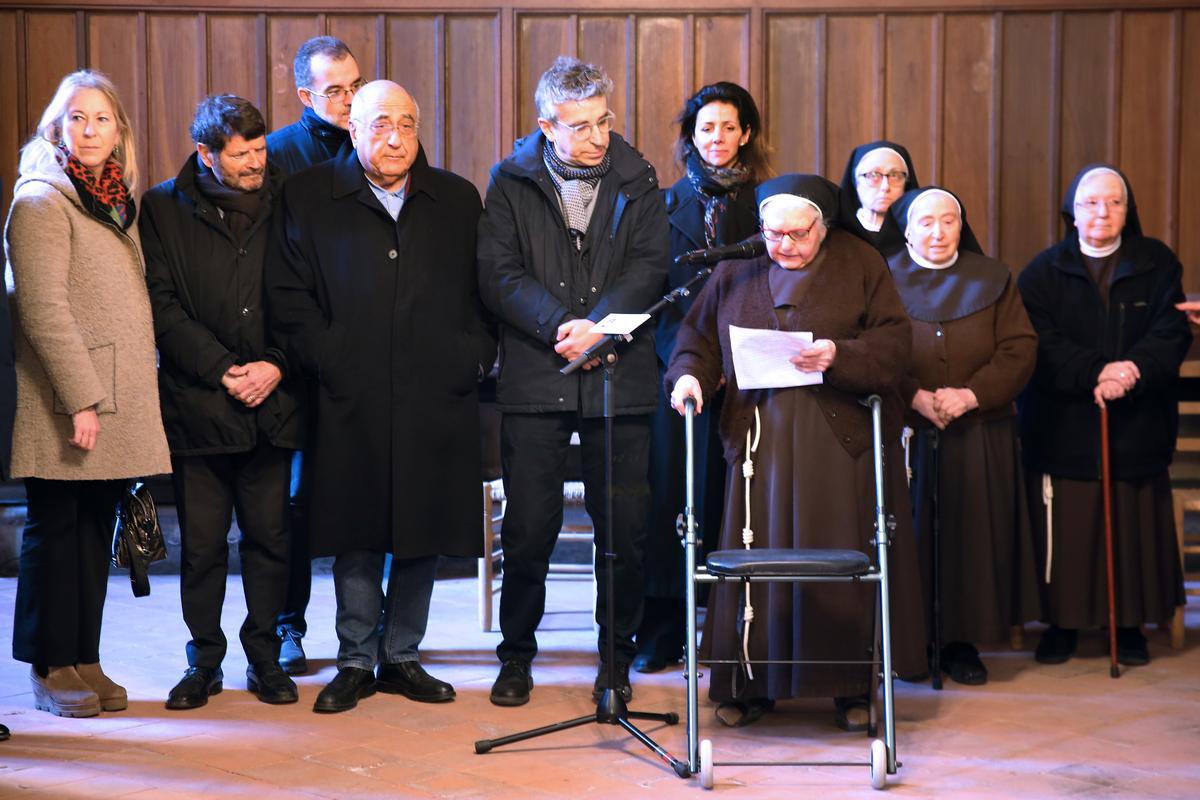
[141,154,305,457]
[266,146,496,558]
[477,131,669,417]
[1017,234,1191,481]
[656,176,759,368]
[265,107,350,178]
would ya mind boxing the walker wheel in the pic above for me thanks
[699,738,714,789]
[869,739,887,790]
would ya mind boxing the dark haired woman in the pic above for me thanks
[634,82,770,674]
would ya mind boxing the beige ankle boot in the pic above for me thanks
[31,666,101,717]
[76,662,128,711]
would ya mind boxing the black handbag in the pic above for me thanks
[111,480,167,597]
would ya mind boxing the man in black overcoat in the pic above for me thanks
[477,56,669,706]
[142,95,305,711]
[267,80,496,713]
[265,34,364,675]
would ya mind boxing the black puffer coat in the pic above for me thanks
[141,155,305,457]
[477,131,669,417]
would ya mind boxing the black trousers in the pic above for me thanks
[173,443,292,668]
[497,411,650,665]
[13,478,127,667]
[276,449,311,637]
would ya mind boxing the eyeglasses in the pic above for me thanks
[368,119,419,139]
[761,223,819,245]
[305,79,367,103]
[858,170,909,186]
[1075,198,1125,212]
[551,112,616,142]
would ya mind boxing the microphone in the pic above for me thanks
[674,238,766,265]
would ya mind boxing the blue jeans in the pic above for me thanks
[332,550,438,671]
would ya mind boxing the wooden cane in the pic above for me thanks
[1099,405,1120,679]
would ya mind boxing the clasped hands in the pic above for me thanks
[1093,359,1139,409]
[911,387,979,430]
[554,318,604,370]
[222,361,282,408]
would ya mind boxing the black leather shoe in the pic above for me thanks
[166,666,223,710]
[0,723,9,741]
[247,662,299,705]
[278,628,307,676]
[1116,627,1150,666]
[592,661,632,703]
[313,667,376,713]
[943,642,988,686]
[490,660,532,707]
[1035,626,1078,664]
[632,652,679,674]
[376,661,455,703]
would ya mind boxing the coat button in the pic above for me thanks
[591,286,598,293]
[238,248,247,256]
[830,410,837,418]
[241,307,250,317]
[388,249,398,260]
[843,435,851,443]
[558,396,565,403]
[578,297,586,305]
[559,281,566,287]
[935,330,943,337]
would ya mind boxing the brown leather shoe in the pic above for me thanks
[31,666,101,718]
[76,662,128,711]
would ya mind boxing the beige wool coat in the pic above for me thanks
[3,139,171,480]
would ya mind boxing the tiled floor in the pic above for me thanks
[0,573,1196,798]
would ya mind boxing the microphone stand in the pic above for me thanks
[473,266,717,778]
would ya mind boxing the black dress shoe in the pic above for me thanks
[247,662,299,704]
[376,661,455,703]
[943,642,988,686]
[166,666,223,710]
[278,628,308,676]
[1116,627,1150,666]
[1035,626,1078,664]
[592,661,632,702]
[0,723,9,741]
[313,667,376,713]
[490,660,532,707]
[632,653,666,674]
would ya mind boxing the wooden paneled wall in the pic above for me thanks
[1,1,1198,281]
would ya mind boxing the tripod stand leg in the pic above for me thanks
[628,710,679,723]
[474,713,596,754]
[617,717,691,777]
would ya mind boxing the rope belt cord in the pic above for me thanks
[901,426,914,487]
[1042,474,1054,584]
[737,407,762,689]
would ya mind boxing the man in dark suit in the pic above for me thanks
[267,81,495,713]
[265,35,364,675]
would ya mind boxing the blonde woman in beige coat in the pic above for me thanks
[4,70,171,718]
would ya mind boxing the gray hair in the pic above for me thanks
[534,56,613,120]
[294,36,354,90]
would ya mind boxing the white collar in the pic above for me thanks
[1080,235,1121,258]
[906,244,959,270]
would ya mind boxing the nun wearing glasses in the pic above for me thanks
[666,174,925,730]
[1017,164,1189,668]
[887,187,1041,686]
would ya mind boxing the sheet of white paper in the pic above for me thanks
[729,325,824,389]
[590,313,651,336]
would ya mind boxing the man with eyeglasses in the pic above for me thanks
[266,36,364,180]
[266,80,495,713]
[264,35,363,678]
[477,56,668,707]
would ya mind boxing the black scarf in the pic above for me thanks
[194,162,267,241]
[542,139,612,249]
[685,149,750,247]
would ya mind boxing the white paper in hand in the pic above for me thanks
[729,325,824,389]
[590,313,651,336]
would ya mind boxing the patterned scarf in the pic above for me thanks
[542,139,612,251]
[685,149,751,247]
[63,151,132,229]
